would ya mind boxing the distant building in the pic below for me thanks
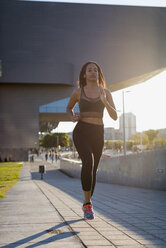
[104,127,122,140]
[115,129,123,140]
[104,128,115,140]
[104,112,136,141]
[119,112,136,140]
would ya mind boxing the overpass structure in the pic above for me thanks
[39,98,79,132]
[0,0,166,160]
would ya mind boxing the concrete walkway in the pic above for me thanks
[0,161,166,248]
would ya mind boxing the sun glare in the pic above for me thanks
[108,70,166,132]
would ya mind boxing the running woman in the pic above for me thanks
[66,61,117,219]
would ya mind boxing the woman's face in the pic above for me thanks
[84,63,99,82]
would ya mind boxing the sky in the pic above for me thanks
[54,70,166,133]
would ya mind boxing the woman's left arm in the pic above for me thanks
[99,87,118,121]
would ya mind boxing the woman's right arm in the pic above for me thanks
[66,89,80,122]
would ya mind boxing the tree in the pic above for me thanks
[104,140,114,149]
[114,140,123,151]
[153,138,166,149]
[40,133,70,148]
[141,133,149,145]
[39,133,55,148]
[130,133,140,145]
[104,140,123,151]
[52,133,70,147]
[144,129,159,145]
[126,140,134,150]
[39,121,59,133]
[131,133,149,145]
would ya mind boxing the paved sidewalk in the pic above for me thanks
[0,162,166,248]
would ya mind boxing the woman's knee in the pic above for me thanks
[81,156,93,178]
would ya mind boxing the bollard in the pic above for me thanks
[39,165,46,180]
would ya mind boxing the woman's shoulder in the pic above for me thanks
[73,87,81,95]
[103,88,113,100]
[104,88,112,95]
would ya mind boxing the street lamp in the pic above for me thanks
[56,135,59,148]
[122,90,131,156]
[140,131,143,152]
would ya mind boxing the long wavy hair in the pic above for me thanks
[78,61,106,88]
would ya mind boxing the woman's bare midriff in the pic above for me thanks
[80,117,103,125]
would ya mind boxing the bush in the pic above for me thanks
[153,138,166,149]
[105,140,123,151]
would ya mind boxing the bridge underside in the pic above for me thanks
[108,67,166,91]
[39,113,70,132]
[40,113,70,122]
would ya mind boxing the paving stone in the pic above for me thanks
[116,245,144,248]
[110,239,142,246]
[138,239,166,245]
[106,234,133,240]
[83,239,112,246]
[99,230,124,235]
[87,246,115,248]
[78,234,105,240]
[76,231,100,236]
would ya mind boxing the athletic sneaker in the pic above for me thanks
[82,203,94,220]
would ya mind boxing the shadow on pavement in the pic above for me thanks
[0,219,82,248]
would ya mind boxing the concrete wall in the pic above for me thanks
[0,148,28,162]
[60,149,166,190]
[0,83,73,161]
[60,158,82,179]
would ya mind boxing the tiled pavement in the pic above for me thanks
[0,161,166,248]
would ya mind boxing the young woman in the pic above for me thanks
[66,61,117,220]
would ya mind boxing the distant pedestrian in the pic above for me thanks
[55,153,58,162]
[30,155,34,162]
[45,153,48,161]
[51,153,54,163]
[67,61,117,220]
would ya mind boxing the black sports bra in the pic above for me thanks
[79,87,105,118]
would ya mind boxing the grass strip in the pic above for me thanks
[0,162,23,198]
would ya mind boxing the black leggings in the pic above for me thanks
[73,121,104,196]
